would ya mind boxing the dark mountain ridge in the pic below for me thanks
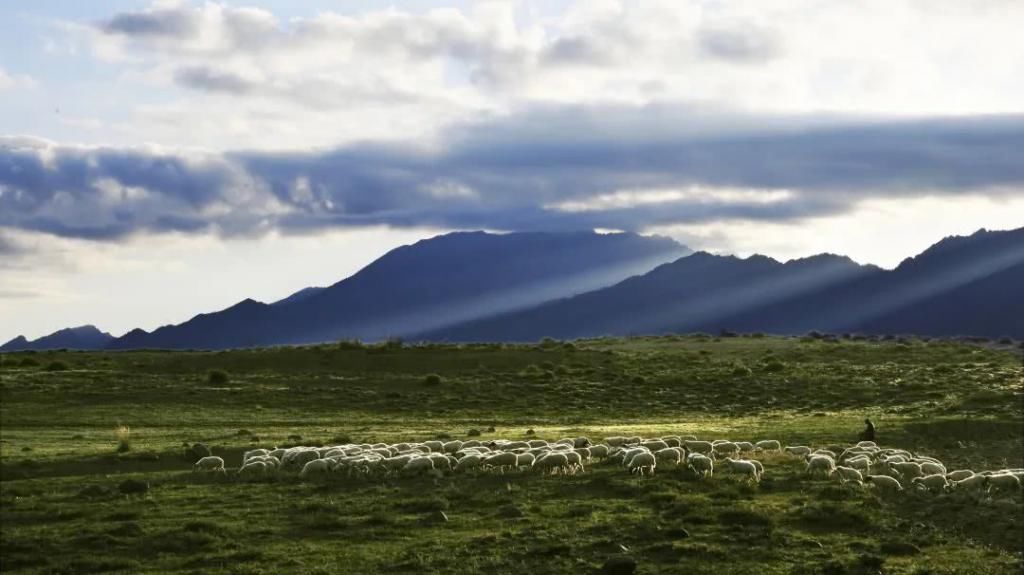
[1,325,115,352]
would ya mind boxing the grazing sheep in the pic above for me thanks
[535,452,571,475]
[402,457,435,476]
[735,441,756,453]
[889,461,924,481]
[834,466,863,484]
[988,473,1022,495]
[527,439,549,448]
[844,456,871,472]
[454,454,483,473]
[242,449,269,463]
[300,458,333,477]
[953,474,989,493]
[784,446,812,457]
[629,452,657,476]
[573,447,593,464]
[722,458,760,483]
[805,455,836,479]
[687,453,714,479]
[193,456,226,474]
[747,459,764,477]
[919,461,947,476]
[483,452,519,473]
[712,442,741,459]
[423,441,444,453]
[912,474,950,493]
[573,437,592,448]
[755,440,781,453]
[564,451,585,474]
[427,453,452,471]
[641,439,670,452]
[588,445,610,460]
[605,436,627,447]
[515,452,536,470]
[812,449,837,459]
[684,440,714,454]
[237,460,267,478]
[856,441,877,448]
[866,474,903,494]
[654,447,683,466]
[663,437,682,448]
[946,469,975,482]
[443,441,464,454]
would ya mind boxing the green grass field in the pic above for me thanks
[1,335,1022,574]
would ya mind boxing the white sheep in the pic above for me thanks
[722,458,760,483]
[712,442,740,459]
[784,446,812,457]
[193,456,226,474]
[588,445,610,460]
[866,474,903,494]
[629,452,657,475]
[912,474,950,494]
[856,441,877,448]
[515,452,536,470]
[687,453,714,479]
[605,436,627,447]
[953,474,989,493]
[834,466,864,484]
[242,448,269,463]
[945,469,975,482]
[654,447,683,466]
[237,460,267,478]
[535,452,570,475]
[755,440,781,453]
[454,454,483,473]
[735,441,756,453]
[641,439,670,452]
[888,461,923,480]
[684,440,714,454]
[918,461,947,476]
[988,473,1021,495]
[805,455,836,479]
[484,452,519,473]
[402,456,435,476]
[300,458,333,477]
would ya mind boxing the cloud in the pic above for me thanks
[1,106,1022,240]
[697,22,781,63]
[0,67,34,92]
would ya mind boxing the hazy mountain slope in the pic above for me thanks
[106,231,689,349]
[0,325,115,351]
[423,227,1024,341]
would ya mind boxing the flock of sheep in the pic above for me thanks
[190,436,1024,498]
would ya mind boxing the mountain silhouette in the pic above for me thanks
[105,231,688,350]
[0,325,115,352]
[424,227,1024,341]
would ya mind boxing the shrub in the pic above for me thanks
[467,428,482,437]
[44,361,68,371]
[118,478,149,495]
[116,425,131,453]
[19,357,40,367]
[207,370,229,384]
[336,339,365,350]
[423,373,443,386]
[731,363,753,377]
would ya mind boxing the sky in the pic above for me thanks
[1,0,1023,341]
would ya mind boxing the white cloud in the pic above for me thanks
[51,0,1024,150]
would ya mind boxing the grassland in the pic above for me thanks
[1,334,1022,574]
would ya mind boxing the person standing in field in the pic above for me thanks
[859,418,876,442]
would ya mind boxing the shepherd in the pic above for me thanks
[858,418,875,442]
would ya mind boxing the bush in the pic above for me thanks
[423,373,443,386]
[44,361,68,371]
[118,478,149,495]
[207,370,229,384]
[116,425,131,453]
[467,428,482,437]
[19,357,40,367]
[336,339,365,350]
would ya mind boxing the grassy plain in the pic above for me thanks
[1,335,1022,574]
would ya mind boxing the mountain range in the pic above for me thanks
[2,227,1022,351]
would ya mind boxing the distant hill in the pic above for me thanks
[105,231,689,350]
[424,227,1024,341]
[0,325,115,352]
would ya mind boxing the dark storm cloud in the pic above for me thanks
[1,106,1022,240]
